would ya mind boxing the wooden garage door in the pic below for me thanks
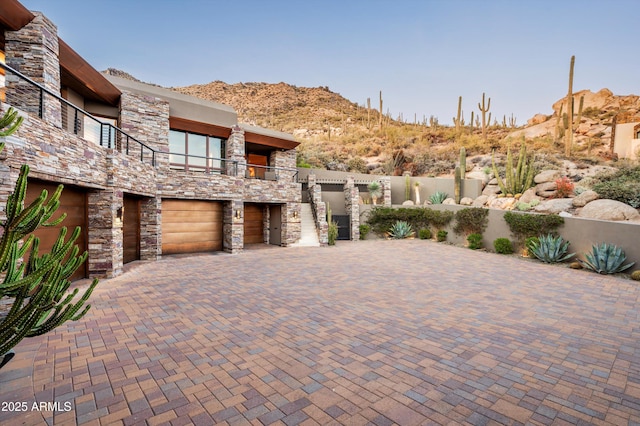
[244,204,264,244]
[25,180,87,281]
[123,195,141,264]
[162,199,223,254]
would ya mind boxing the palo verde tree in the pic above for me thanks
[0,107,99,369]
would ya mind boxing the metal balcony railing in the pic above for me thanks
[245,163,299,182]
[1,62,156,166]
[168,152,238,176]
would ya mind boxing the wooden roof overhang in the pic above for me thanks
[0,0,34,31]
[58,39,121,106]
[244,131,299,150]
[169,116,232,139]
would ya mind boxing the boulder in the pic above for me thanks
[489,197,517,210]
[577,199,640,221]
[443,198,456,205]
[466,171,489,186]
[527,113,549,126]
[533,198,574,214]
[572,190,599,207]
[472,195,489,207]
[482,185,501,196]
[460,197,474,206]
[519,188,540,204]
[534,170,561,184]
[402,200,414,206]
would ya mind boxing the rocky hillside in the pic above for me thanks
[174,81,368,139]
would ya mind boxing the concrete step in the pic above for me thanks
[291,203,320,247]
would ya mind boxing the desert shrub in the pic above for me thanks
[494,238,514,254]
[437,230,448,242]
[591,166,640,208]
[453,208,489,236]
[418,228,432,240]
[328,221,338,245]
[525,236,539,253]
[631,270,640,281]
[366,207,430,235]
[347,157,368,174]
[580,243,635,274]
[555,176,574,198]
[467,233,483,250]
[388,221,414,239]
[359,224,370,240]
[424,209,454,230]
[503,211,564,244]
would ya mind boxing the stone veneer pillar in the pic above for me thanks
[269,149,296,180]
[4,12,62,128]
[87,189,123,278]
[226,126,246,177]
[344,176,360,241]
[119,90,170,167]
[381,176,392,206]
[223,200,243,253]
[308,174,328,246]
[140,197,161,260]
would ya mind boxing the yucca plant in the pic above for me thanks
[530,234,575,263]
[580,243,635,274]
[388,221,414,239]
[429,191,448,204]
[368,181,382,205]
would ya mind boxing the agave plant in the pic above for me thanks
[580,243,635,274]
[429,191,448,205]
[530,234,575,263]
[388,221,414,239]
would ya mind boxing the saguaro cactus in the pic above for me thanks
[565,55,575,157]
[0,108,98,369]
[453,96,463,134]
[478,92,491,141]
[454,147,466,203]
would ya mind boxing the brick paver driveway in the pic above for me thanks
[2,240,640,425]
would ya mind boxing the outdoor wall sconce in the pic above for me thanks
[293,211,298,219]
[116,206,124,221]
[235,209,241,219]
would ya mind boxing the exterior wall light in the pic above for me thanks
[235,209,241,219]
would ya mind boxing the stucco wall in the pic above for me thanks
[613,122,640,160]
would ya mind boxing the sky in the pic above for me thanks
[21,0,640,127]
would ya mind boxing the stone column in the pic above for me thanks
[344,176,360,241]
[269,149,296,181]
[226,126,246,178]
[223,200,243,253]
[87,189,123,278]
[281,202,301,246]
[4,12,62,127]
[381,176,392,206]
[140,196,161,260]
[308,174,328,245]
[119,90,169,166]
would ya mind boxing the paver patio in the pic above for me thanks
[2,239,640,425]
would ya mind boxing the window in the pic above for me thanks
[169,130,226,173]
[83,115,117,147]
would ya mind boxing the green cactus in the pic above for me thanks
[0,108,98,368]
[454,166,461,204]
[0,107,24,138]
[565,55,575,157]
[454,96,462,134]
[491,143,536,196]
[478,92,491,141]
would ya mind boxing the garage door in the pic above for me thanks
[123,195,141,264]
[25,180,88,281]
[244,204,264,244]
[162,199,223,254]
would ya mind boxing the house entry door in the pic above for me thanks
[269,205,281,246]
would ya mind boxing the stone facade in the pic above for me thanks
[344,176,360,241]
[0,10,302,277]
[307,174,328,245]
